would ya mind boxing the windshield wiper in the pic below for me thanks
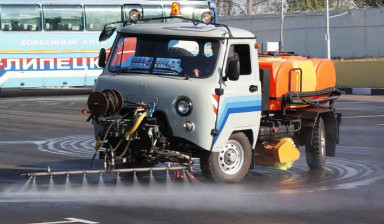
[179,72,190,80]
[116,67,150,74]
[153,68,189,80]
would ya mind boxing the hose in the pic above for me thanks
[116,135,132,159]
[91,109,142,168]
[105,91,117,114]
[90,153,97,170]
[95,137,101,151]
[104,112,147,159]
[91,119,118,169]
[124,112,147,137]
[149,102,156,117]
[112,139,123,153]
[87,89,123,116]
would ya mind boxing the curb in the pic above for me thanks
[338,87,384,95]
[0,87,93,98]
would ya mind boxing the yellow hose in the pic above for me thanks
[124,112,147,137]
[95,136,101,151]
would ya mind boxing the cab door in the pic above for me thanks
[212,40,261,151]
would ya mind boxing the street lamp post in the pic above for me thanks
[326,0,331,59]
[280,0,284,51]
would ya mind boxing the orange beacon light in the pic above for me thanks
[170,2,182,16]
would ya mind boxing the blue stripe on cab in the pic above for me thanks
[213,95,261,145]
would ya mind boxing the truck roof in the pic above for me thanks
[118,23,256,39]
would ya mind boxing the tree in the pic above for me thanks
[216,0,384,16]
[353,0,384,7]
[285,0,356,12]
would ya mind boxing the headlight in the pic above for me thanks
[176,98,192,116]
[201,12,213,25]
[129,9,141,23]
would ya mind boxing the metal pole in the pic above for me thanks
[248,0,254,15]
[326,0,331,59]
[280,0,284,51]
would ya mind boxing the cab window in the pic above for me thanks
[109,36,219,79]
[228,45,251,75]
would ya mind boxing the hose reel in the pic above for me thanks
[87,89,124,116]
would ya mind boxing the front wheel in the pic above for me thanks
[305,116,326,169]
[200,132,252,183]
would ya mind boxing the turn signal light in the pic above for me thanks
[170,2,182,16]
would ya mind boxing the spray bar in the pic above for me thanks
[22,166,188,178]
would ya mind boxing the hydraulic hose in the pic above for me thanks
[91,111,145,168]
[91,120,117,169]
[116,135,132,159]
[95,137,101,151]
[124,112,147,137]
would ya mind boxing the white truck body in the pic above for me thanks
[94,23,262,152]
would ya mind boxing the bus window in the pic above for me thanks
[85,5,121,31]
[123,5,163,24]
[43,5,83,31]
[0,5,41,31]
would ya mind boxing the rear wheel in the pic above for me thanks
[305,116,326,169]
[200,132,252,183]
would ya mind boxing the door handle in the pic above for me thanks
[249,85,258,93]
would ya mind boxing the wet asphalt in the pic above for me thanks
[0,95,383,224]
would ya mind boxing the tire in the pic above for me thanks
[305,116,326,169]
[200,132,252,183]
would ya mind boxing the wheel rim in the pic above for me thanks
[218,140,244,175]
[320,126,326,158]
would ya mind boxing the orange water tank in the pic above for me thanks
[259,56,334,111]
[259,58,294,111]
[310,58,336,90]
[279,55,307,60]
[290,60,317,92]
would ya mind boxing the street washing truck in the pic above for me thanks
[25,2,341,183]
[88,3,342,183]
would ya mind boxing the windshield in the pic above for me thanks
[109,35,219,78]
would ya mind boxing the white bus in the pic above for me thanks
[0,0,216,94]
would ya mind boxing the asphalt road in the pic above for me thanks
[0,95,383,224]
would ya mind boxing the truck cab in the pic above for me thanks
[88,6,341,183]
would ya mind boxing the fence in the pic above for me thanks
[220,7,384,59]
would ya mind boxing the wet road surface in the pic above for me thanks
[0,95,383,224]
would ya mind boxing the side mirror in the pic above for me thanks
[99,26,116,42]
[226,58,240,81]
[98,48,106,68]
